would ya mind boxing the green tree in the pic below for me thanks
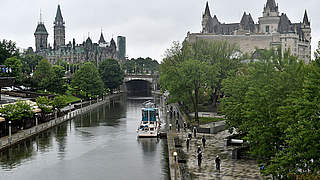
[0,101,34,122]
[50,65,67,93]
[221,48,308,176]
[51,95,67,111]
[33,59,54,90]
[36,96,53,113]
[71,62,104,98]
[0,39,19,64]
[20,53,43,74]
[99,59,124,91]
[4,56,23,84]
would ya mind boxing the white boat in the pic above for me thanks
[137,101,160,138]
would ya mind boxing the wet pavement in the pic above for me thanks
[175,129,263,180]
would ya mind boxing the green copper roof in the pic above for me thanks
[34,23,48,35]
[55,5,63,22]
[98,32,106,44]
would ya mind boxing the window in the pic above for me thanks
[266,26,270,33]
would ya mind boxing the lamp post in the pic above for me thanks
[8,120,11,142]
[33,108,41,132]
[173,151,177,180]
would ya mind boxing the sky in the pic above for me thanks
[0,0,319,61]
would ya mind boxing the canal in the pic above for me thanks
[0,97,170,180]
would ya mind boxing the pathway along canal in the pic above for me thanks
[0,97,170,180]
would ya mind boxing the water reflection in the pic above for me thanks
[0,98,169,180]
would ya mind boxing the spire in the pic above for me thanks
[98,32,106,44]
[303,10,310,26]
[265,0,278,12]
[39,9,43,24]
[204,2,211,17]
[55,5,63,22]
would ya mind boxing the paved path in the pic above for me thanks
[177,129,263,180]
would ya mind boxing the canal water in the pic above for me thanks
[0,98,170,180]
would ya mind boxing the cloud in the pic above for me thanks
[0,0,319,61]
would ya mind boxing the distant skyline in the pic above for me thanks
[1,0,319,61]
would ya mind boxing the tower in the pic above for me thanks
[301,10,311,42]
[34,12,48,52]
[258,0,280,33]
[54,5,65,50]
[202,2,212,33]
[117,36,126,60]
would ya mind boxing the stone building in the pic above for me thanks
[185,0,311,63]
[34,5,124,64]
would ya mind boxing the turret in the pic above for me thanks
[263,0,279,17]
[202,2,212,33]
[34,12,48,52]
[301,10,311,42]
[54,5,65,50]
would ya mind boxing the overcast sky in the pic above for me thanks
[1,0,319,61]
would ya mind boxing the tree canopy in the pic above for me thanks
[0,39,19,64]
[71,62,104,98]
[98,59,124,91]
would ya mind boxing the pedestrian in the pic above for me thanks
[186,138,190,152]
[215,155,221,172]
[197,146,201,154]
[176,119,178,126]
[197,151,202,168]
[177,123,180,132]
[188,132,192,140]
[193,126,197,138]
[202,135,206,148]
[183,121,187,132]
[169,124,172,130]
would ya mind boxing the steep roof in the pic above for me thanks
[98,32,106,44]
[303,10,310,26]
[55,5,63,22]
[204,2,211,17]
[265,0,278,12]
[34,23,48,35]
[278,13,292,33]
[240,12,254,26]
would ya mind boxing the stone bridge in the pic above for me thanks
[123,74,159,96]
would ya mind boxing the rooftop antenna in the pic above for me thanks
[39,9,43,24]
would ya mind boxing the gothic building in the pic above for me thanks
[34,5,124,64]
[186,0,311,63]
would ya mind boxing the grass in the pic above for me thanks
[64,94,81,104]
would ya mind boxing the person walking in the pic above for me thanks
[188,132,192,140]
[193,127,197,138]
[197,146,201,154]
[186,138,190,152]
[177,123,180,132]
[202,135,206,148]
[197,151,203,168]
[183,121,187,132]
[215,155,221,173]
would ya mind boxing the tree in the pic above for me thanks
[71,62,104,98]
[4,56,23,84]
[221,48,309,177]
[0,101,34,122]
[50,65,67,93]
[99,59,124,91]
[0,39,19,64]
[51,95,67,110]
[33,59,54,90]
[36,96,53,113]
[20,53,43,74]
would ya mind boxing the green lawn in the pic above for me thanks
[64,95,81,104]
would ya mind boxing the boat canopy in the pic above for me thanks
[142,108,156,121]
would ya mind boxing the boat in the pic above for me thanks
[137,101,160,138]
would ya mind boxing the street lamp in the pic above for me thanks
[173,151,178,180]
[33,108,41,132]
[8,120,11,141]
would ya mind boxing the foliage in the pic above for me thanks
[99,59,124,91]
[20,53,43,74]
[0,101,34,121]
[0,39,19,64]
[51,95,68,110]
[220,48,318,177]
[122,57,159,74]
[4,56,23,84]
[71,62,104,98]
[32,59,66,93]
[36,96,53,113]
[33,59,54,90]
